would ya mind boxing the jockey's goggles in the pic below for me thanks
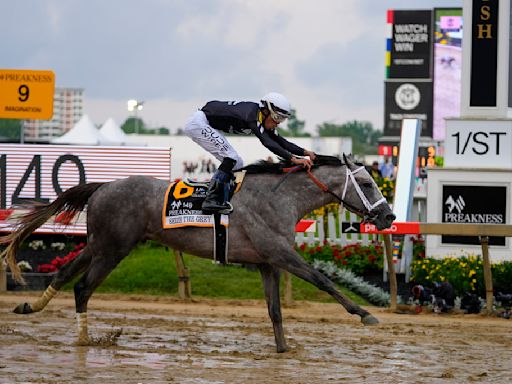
[268,104,290,123]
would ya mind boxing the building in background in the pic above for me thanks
[24,87,84,140]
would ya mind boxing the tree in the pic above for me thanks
[121,117,145,134]
[277,109,311,137]
[0,119,22,140]
[316,120,382,155]
[121,117,171,135]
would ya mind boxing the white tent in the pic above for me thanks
[52,114,112,145]
[99,117,132,145]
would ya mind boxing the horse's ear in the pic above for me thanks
[343,153,353,167]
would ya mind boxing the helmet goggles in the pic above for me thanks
[268,103,290,123]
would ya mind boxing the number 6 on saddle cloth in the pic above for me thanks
[161,172,246,263]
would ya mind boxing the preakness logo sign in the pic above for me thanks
[442,185,507,245]
[395,83,421,110]
[384,80,433,137]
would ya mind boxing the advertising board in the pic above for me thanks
[441,184,507,245]
[387,10,433,79]
[384,80,433,137]
[0,145,171,234]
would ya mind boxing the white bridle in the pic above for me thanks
[341,166,387,212]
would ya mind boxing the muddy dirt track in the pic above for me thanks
[1,292,512,383]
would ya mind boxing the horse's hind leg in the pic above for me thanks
[73,249,129,344]
[258,263,288,353]
[13,246,92,315]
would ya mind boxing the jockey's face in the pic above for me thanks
[262,109,280,130]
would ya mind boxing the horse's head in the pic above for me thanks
[341,154,395,230]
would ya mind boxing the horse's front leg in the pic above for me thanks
[258,263,288,352]
[246,224,378,325]
[276,247,378,324]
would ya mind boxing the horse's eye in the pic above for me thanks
[362,182,373,188]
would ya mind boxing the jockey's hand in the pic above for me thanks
[291,156,313,170]
[304,150,317,161]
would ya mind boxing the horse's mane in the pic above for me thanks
[241,154,344,175]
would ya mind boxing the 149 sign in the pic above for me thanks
[0,154,86,209]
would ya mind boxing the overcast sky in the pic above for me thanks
[1,0,461,134]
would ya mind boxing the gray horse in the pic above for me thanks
[1,154,395,352]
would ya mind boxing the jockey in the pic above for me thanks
[184,92,316,214]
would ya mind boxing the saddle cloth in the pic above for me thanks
[162,180,229,229]
[161,172,246,264]
[161,170,246,229]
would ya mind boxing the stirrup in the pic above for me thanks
[218,202,233,215]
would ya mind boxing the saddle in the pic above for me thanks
[161,171,246,264]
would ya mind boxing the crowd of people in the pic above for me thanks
[367,156,395,181]
[182,158,217,177]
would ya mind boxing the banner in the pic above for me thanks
[387,10,433,79]
[0,144,171,234]
[470,0,499,107]
[442,184,507,245]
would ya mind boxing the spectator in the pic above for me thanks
[379,156,395,179]
[369,161,382,180]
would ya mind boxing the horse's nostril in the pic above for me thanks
[387,213,396,222]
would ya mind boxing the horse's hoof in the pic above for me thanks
[361,314,379,325]
[13,303,33,314]
[276,345,289,353]
[76,337,90,346]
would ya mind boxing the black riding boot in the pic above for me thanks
[202,157,236,214]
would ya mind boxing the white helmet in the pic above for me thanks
[260,92,292,123]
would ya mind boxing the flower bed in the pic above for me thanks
[36,243,86,273]
[411,255,512,297]
[5,236,86,291]
[296,240,384,276]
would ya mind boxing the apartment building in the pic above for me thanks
[24,87,84,140]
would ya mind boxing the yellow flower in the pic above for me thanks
[472,279,477,283]
[469,269,476,277]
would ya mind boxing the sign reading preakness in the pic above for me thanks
[0,145,171,234]
[442,184,507,246]
[0,69,55,120]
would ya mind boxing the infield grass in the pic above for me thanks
[70,241,368,305]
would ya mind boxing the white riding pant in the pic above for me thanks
[184,110,244,170]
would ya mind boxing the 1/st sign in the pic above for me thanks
[0,69,55,120]
[444,120,512,169]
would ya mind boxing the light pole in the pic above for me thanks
[127,99,144,134]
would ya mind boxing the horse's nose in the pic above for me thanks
[386,213,396,222]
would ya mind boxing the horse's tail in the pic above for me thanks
[0,182,105,284]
